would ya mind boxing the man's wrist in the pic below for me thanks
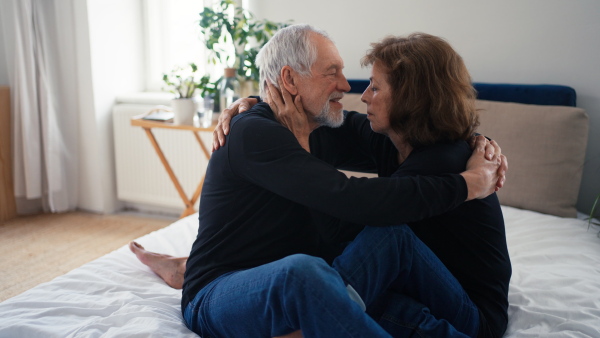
[460,171,476,201]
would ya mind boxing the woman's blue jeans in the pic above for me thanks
[183,225,479,337]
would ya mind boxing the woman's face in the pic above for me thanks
[361,61,393,136]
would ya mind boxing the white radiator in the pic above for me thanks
[112,102,212,214]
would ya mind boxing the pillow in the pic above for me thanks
[476,100,588,217]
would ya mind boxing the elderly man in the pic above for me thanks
[134,24,505,337]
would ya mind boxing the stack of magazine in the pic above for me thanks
[142,108,174,122]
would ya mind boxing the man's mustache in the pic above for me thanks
[329,92,344,100]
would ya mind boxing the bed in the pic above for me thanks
[1,83,599,337]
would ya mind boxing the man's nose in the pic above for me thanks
[338,75,351,93]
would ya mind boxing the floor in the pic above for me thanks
[0,211,175,302]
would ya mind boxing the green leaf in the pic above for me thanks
[196,0,293,81]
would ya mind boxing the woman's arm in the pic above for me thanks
[268,80,383,172]
[212,97,259,151]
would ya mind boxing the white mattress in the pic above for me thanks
[1,206,599,337]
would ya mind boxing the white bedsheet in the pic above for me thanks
[1,206,599,337]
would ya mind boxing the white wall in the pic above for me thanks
[250,0,600,213]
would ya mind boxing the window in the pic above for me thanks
[143,0,211,92]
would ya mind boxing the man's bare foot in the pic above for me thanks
[130,242,303,337]
[129,241,187,289]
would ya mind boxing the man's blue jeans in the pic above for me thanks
[183,225,479,337]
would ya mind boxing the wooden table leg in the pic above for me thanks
[140,128,213,219]
[193,131,211,159]
[143,128,195,218]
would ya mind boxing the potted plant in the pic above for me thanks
[199,0,290,99]
[162,63,216,125]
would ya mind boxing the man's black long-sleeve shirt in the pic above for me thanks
[182,103,468,309]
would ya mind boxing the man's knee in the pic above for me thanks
[360,224,414,243]
[391,224,416,238]
[272,254,342,290]
[278,254,329,277]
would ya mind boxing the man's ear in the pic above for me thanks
[280,66,299,96]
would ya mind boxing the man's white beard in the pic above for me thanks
[315,96,344,128]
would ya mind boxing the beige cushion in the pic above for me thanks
[340,93,366,114]
[476,100,588,217]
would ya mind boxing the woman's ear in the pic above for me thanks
[280,66,299,96]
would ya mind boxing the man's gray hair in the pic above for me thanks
[256,24,331,97]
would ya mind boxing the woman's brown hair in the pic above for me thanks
[361,33,479,147]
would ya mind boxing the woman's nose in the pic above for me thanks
[361,89,369,103]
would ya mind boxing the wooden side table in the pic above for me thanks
[131,114,215,218]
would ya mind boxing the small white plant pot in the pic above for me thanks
[171,98,198,125]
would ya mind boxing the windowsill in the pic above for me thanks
[115,92,176,106]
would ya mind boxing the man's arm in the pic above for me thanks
[228,111,497,226]
[217,98,507,191]
[467,136,507,193]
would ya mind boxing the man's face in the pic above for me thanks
[295,33,350,128]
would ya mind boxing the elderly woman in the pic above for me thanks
[266,32,511,338]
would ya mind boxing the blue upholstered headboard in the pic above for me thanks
[347,80,577,107]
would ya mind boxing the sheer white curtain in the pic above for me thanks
[1,0,79,214]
